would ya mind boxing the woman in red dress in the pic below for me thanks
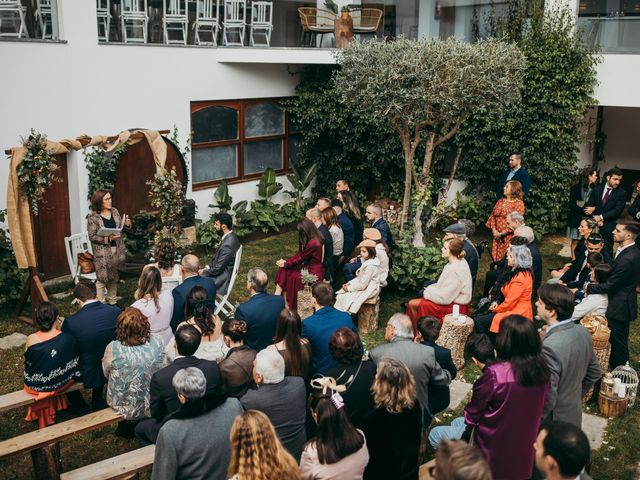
[275,218,324,310]
[486,180,525,261]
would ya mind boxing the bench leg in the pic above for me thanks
[31,443,62,480]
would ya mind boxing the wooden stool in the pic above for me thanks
[358,297,380,334]
[437,314,474,370]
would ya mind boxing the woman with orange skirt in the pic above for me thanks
[486,180,525,261]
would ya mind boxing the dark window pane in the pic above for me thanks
[288,113,302,134]
[288,134,302,167]
[244,139,283,174]
[192,106,238,143]
[245,103,284,138]
[192,145,237,183]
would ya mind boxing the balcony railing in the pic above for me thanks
[0,0,60,40]
[577,16,640,54]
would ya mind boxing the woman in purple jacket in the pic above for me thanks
[463,315,550,480]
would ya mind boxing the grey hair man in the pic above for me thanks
[369,313,451,425]
[443,223,479,285]
[171,254,217,331]
[181,254,200,280]
[173,367,207,404]
[507,211,525,232]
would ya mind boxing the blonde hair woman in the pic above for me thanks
[228,410,300,480]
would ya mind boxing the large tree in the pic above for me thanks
[334,37,526,246]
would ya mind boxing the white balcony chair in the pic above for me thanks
[96,0,111,42]
[163,0,188,45]
[122,0,148,43]
[64,233,97,284]
[35,0,52,39]
[214,244,242,316]
[248,1,272,47]
[0,0,27,38]
[222,0,245,46]
[194,0,219,45]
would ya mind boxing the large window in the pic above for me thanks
[191,99,298,189]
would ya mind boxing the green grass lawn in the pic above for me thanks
[0,230,638,478]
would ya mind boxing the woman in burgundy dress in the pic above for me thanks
[275,218,324,310]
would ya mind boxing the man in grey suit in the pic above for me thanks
[369,313,451,424]
[537,284,600,427]
[200,213,241,294]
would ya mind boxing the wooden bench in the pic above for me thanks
[0,383,84,415]
[60,444,155,480]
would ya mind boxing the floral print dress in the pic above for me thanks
[485,198,525,261]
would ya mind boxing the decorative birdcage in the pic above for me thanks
[612,362,639,407]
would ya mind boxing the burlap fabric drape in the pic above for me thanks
[6,130,168,268]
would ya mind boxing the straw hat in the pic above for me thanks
[363,228,381,241]
[357,239,377,249]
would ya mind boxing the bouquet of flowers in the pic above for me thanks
[17,130,59,215]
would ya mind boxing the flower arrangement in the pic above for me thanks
[147,166,184,227]
[300,268,318,286]
[17,130,59,215]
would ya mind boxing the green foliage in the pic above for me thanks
[196,217,221,247]
[124,210,159,256]
[84,143,128,201]
[17,130,60,216]
[209,179,233,213]
[257,168,283,201]
[0,210,25,304]
[390,230,447,291]
[148,167,184,227]
[285,163,317,210]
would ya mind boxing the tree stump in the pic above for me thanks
[437,314,474,370]
[357,297,380,334]
[297,287,314,320]
[598,392,628,418]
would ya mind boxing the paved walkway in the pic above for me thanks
[0,333,26,350]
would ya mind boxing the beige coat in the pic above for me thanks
[423,259,472,306]
[334,257,382,314]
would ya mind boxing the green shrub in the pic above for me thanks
[390,230,447,292]
[0,210,26,304]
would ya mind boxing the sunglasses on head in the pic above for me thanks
[587,235,603,244]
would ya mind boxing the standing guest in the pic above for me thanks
[496,152,531,198]
[369,313,451,424]
[299,387,369,480]
[486,180,526,261]
[585,167,627,252]
[307,207,334,281]
[148,237,181,291]
[333,198,355,263]
[24,302,81,428]
[335,239,382,315]
[364,203,395,250]
[201,213,241,295]
[166,286,227,362]
[335,180,359,212]
[170,254,217,331]
[267,308,312,379]
[228,410,301,480]
[443,223,479,286]
[316,197,332,211]
[338,190,364,245]
[87,189,129,304]
[240,349,307,460]
[302,283,359,376]
[585,220,640,368]
[534,421,593,480]
[325,327,377,429]
[567,169,599,258]
[152,368,244,480]
[537,284,600,426]
[132,266,174,345]
[219,319,257,397]
[363,358,422,480]
[63,280,119,411]
[322,207,344,268]
[416,316,457,416]
[406,238,472,328]
[430,440,492,480]
[274,218,324,311]
[102,307,164,437]
[628,180,640,251]
[570,263,611,322]
[235,267,285,352]
[463,315,550,480]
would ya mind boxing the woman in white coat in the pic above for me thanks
[570,262,611,322]
[335,240,382,315]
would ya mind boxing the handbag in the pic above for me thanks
[77,252,95,274]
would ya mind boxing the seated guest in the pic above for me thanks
[552,217,598,278]
[152,368,243,480]
[369,313,451,424]
[132,265,174,345]
[134,325,222,446]
[416,316,457,416]
[102,307,164,437]
[274,218,324,311]
[267,308,311,379]
[559,233,611,289]
[325,327,376,429]
[200,213,241,295]
[338,190,364,245]
[406,238,472,328]
[315,197,332,211]
[302,283,359,375]
[228,410,301,480]
[443,223,479,286]
[166,286,227,363]
[333,198,355,264]
[24,302,81,428]
[335,179,360,210]
[364,203,395,250]
[171,254,217,331]
[63,280,119,411]
[148,237,181,291]
[363,358,422,480]
[515,225,543,298]
[307,207,334,281]
[534,421,593,480]
[570,263,611,322]
[219,319,257,397]
[240,349,307,460]
[235,267,285,352]
[431,440,492,480]
[300,387,369,480]
[343,228,390,285]
[335,239,382,315]
[322,207,344,270]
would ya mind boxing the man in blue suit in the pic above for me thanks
[234,267,285,351]
[171,254,217,331]
[365,203,395,250]
[302,283,359,375]
[62,280,120,410]
[496,152,531,199]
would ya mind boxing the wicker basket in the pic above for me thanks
[437,314,474,370]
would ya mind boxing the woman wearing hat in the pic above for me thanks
[334,239,383,314]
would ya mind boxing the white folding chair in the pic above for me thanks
[163,0,188,44]
[0,0,27,38]
[215,244,242,316]
[122,0,148,43]
[64,233,97,284]
[222,0,245,46]
[96,0,111,41]
[34,0,52,39]
[194,0,219,45]
[248,1,271,47]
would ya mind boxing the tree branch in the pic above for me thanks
[442,147,462,201]
[434,113,470,147]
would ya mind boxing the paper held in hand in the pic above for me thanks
[97,215,127,237]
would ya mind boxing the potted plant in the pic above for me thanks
[297,268,318,320]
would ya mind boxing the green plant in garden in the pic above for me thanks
[124,210,159,256]
[257,168,283,202]
[0,210,25,304]
[148,167,184,228]
[17,130,60,215]
[84,143,128,201]
[285,163,317,211]
[208,179,233,213]
[390,229,447,291]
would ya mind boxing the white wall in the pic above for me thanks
[594,55,640,108]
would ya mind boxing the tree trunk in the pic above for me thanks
[400,135,413,231]
[412,133,435,246]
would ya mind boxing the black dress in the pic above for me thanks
[325,359,377,429]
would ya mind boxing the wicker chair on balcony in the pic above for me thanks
[352,7,382,41]
[298,7,334,47]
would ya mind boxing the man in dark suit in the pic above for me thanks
[332,198,355,264]
[62,280,119,410]
[534,421,593,480]
[336,179,361,211]
[559,234,611,288]
[171,254,217,331]
[629,188,640,249]
[302,283,359,375]
[586,220,640,368]
[585,168,626,252]
[234,267,285,352]
[364,203,395,250]
[201,212,241,295]
[496,152,531,199]
[307,207,334,281]
[135,325,222,446]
